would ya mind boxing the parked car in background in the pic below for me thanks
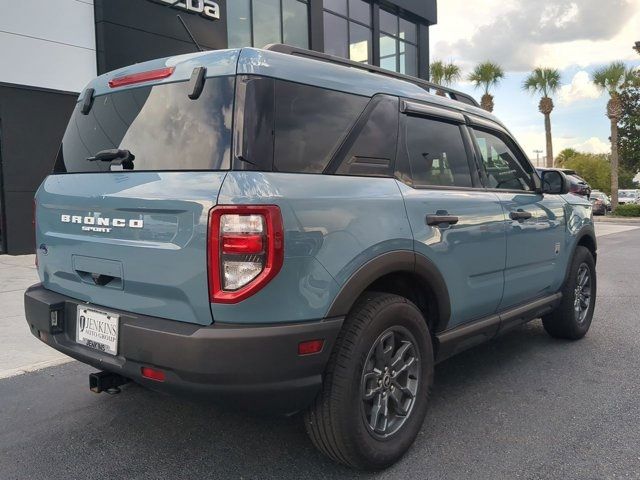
[537,168,591,198]
[618,189,640,205]
[590,191,611,214]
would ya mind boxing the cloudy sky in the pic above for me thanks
[430,0,640,165]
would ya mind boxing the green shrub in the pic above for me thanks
[613,204,640,217]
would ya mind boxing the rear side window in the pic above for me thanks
[333,95,399,177]
[273,81,368,173]
[55,77,234,173]
[403,116,472,188]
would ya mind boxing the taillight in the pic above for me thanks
[108,67,175,88]
[208,206,284,303]
[33,199,37,267]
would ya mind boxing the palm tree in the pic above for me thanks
[523,68,562,168]
[556,148,579,167]
[592,62,637,209]
[468,62,505,112]
[430,60,461,96]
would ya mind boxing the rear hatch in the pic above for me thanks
[35,53,238,325]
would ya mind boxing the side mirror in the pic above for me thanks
[540,170,569,194]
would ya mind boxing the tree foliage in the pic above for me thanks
[618,78,640,174]
[429,60,462,87]
[468,62,505,95]
[564,152,638,194]
[522,68,561,98]
[555,148,579,167]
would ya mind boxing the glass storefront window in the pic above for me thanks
[283,0,309,48]
[349,22,372,63]
[378,9,418,76]
[323,0,372,64]
[253,0,281,47]
[325,0,347,15]
[379,34,397,71]
[227,0,309,49]
[348,0,371,26]
[324,12,349,58]
[227,0,251,48]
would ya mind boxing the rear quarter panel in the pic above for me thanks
[214,172,413,324]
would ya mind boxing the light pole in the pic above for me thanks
[533,149,544,167]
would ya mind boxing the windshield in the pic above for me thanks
[55,77,234,173]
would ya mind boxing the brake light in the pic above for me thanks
[108,67,175,88]
[33,199,38,267]
[208,206,284,303]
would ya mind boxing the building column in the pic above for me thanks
[418,23,429,80]
[309,0,324,52]
[371,2,380,66]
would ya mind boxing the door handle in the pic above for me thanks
[509,209,532,221]
[426,214,459,226]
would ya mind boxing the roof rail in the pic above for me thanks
[264,44,479,108]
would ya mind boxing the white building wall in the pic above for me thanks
[0,0,96,93]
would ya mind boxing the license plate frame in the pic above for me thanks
[76,306,120,356]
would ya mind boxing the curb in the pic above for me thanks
[593,216,640,224]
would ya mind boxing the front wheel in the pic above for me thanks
[542,246,596,340]
[304,292,433,470]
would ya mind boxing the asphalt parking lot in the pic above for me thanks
[2,224,640,479]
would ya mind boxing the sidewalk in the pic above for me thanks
[0,255,70,379]
[593,215,640,224]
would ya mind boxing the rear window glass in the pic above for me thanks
[273,80,368,173]
[55,77,234,173]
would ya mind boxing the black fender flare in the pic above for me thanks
[564,224,597,283]
[326,250,452,331]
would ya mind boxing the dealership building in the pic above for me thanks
[0,0,437,254]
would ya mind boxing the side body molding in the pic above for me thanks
[326,250,452,331]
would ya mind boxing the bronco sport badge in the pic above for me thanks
[61,214,143,233]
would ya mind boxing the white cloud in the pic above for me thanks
[558,71,601,105]
[573,137,611,154]
[432,0,640,71]
[509,125,610,163]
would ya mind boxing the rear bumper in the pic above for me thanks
[24,283,343,413]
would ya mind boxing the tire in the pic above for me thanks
[542,246,596,340]
[304,292,433,470]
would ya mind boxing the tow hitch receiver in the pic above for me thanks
[89,371,130,394]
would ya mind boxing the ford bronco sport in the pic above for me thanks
[25,45,597,470]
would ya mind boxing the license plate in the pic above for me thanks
[76,306,119,356]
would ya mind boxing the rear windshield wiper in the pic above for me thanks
[87,149,135,170]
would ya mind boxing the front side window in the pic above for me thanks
[403,116,472,188]
[472,129,534,191]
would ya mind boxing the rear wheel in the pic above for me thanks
[304,292,433,470]
[542,246,596,340]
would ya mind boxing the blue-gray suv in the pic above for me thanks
[25,45,597,470]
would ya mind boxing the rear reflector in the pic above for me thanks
[141,367,166,382]
[298,339,324,356]
[109,67,175,88]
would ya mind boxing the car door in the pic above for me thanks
[469,122,566,310]
[396,101,507,329]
